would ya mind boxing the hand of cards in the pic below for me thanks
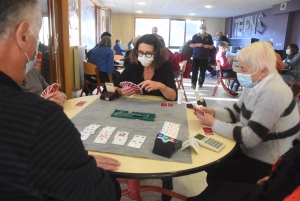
[193,104,205,115]
[41,83,60,97]
[119,81,143,94]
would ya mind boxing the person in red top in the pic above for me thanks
[216,41,240,96]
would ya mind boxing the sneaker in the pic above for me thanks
[191,84,196,89]
[198,84,203,88]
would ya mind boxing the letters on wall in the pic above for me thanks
[234,12,265,36]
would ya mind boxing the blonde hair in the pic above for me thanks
[237,42,277,75]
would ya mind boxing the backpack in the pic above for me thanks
[85,45,97,61]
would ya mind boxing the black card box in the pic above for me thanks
[100,91,119,101]
[152,137,182,158]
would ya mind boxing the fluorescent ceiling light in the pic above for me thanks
[136,11,143,13]
[190,13,195,15]
[137,2,146,5]
[204,5,213,8]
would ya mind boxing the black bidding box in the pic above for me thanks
[152,135,182,158]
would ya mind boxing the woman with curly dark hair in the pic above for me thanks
[114,34,177,100]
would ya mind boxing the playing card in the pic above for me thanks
[112,136,128,145]
[160,102,168,107]
[167,103,174,107]
[203,127,214,135]
[80,132,91,141]
[127,135,147,148]
[161,121,180,139]
[94,133,110,144]
[41,83,60,97]
[87,124,101,130]
[75,101,87,106]
[82,127,96,134]
[114,131,129,138]
[102,126,117,133]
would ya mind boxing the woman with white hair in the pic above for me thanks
[194,42,300,184]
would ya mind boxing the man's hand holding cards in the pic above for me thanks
[41,83,65,107]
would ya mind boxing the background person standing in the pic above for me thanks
[190,24,214,88]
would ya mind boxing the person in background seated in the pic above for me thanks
[267,41,284,72]
[101,31,112,39]
[0,1,121,200]
[21,67,66,107]
[124,36,140,67]
[216,41,240,96]
[113,39,126,55]
[215,31,229,46]
[158,38,180,78]
[281,44,300,83]
[87,36,115,94]
[194,42,299,186]
[188,140,300,201]
[114,34,177,101]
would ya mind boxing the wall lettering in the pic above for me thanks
[234,12,264,36]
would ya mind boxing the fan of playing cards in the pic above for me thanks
[41,83,60,97]
[119,81,143,94]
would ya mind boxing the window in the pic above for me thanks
[135,18,204,48]
[135,18,170,46]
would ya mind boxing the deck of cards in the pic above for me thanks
[119,81,143,94]
[160,102,174,107]
[161,121,180,139]
[41,83,60,97]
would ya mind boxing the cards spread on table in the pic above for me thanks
[161,121,180,139]
[119,81,143,94]
[41,83,60,97]
[80,124,101,140]
[127,135,147,148]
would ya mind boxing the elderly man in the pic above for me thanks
[190,24,214,88]
[216,31,229,45]
[0,1,120,200]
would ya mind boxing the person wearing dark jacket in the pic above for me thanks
[0,1,121,200]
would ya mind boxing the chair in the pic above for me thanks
[289,82,300,100]
[212,61,235,98]
[80,62,105,97]
[175,60,188,102]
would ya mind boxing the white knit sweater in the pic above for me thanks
[212,73,300,164]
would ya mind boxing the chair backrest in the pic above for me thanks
[83,62,97,75]
[114,55,123,61]
[180,60,187,74]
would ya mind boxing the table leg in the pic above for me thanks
[120,178,187,201]
[161,177,173,201]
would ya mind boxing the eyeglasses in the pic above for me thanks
[137,51,154,58]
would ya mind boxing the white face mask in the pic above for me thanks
[286,49,291,55]
[138,55,154,67]
[199,29,206,34]
[25,29,39,74]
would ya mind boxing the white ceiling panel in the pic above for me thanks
[98,0,291,17]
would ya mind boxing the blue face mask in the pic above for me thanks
[237,72,259,88]
[25,29,39,74]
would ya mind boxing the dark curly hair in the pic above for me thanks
[130,34,168,69]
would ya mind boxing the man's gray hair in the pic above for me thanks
[99,36,112,48]
[0,0,38,39]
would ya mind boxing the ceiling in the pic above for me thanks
[98,0,291,18]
